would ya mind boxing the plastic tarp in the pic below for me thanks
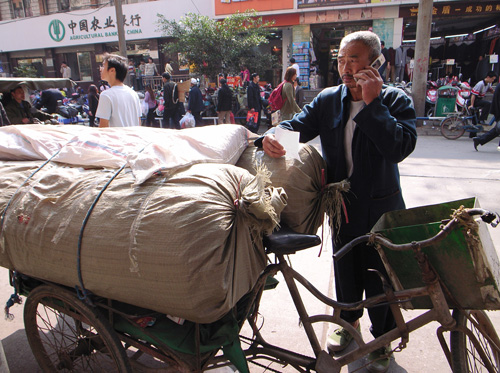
[0,124,250,184]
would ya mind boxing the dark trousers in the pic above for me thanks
[145,108,156,127]
[192,111,203,127]
[89,115,97,127]
[475,99,491,122]
[476,120,500,145]
[163,108,179,129]
[333,234,396,338]
[174,102,185,128]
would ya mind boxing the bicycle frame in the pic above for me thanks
[236,208,500,373]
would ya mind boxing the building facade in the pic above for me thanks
[1,0,499,89]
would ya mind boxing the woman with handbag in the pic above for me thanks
[280,67,302,121]
[144,85,158,127]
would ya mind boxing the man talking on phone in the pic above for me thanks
[256,31,416,372]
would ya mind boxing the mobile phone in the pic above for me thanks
[370,54,386,70]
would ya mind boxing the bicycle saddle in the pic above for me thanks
[264,224,321,255]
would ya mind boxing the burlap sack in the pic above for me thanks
[236,144,326,234]
[0,161,286,323]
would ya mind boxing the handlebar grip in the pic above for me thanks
[333,235,370,261]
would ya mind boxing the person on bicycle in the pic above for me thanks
[257,31,417,373]
[468,71,497,137]
[473,82,500,152]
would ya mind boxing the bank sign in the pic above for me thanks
[48,12,144,43]
[0,0,212,52]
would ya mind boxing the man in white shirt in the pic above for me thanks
[60,62,71,79]
[290,58,301,82]
[469,71,497,125]
[96,54,142,127]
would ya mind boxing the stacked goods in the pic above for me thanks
[0,125,287,323]
[236,144,326,235]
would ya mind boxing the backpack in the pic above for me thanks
[268,81,286,111]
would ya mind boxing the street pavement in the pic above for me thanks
[0,129,499,372]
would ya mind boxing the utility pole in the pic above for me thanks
[412,0,433,119]
[114,0,127,58]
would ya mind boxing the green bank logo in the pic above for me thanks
[49,19,65,42]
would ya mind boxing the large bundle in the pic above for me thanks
[236,144,326,234]
[0,125,287,323]
[0,160,286,323]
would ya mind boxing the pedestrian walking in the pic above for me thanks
[473,83,500,152]
[216,78,232,124]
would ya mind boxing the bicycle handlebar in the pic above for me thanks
[333,208,498,261]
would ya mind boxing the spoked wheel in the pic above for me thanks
[450,309,500,372]
[24,285,132,372]
[236,109,248,125]
[440,115,466,139]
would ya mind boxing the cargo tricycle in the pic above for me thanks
[5,199,500,372]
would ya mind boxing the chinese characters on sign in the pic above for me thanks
[401,3,500,17]
[66,14,142,40]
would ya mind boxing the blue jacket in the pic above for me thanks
[257,84,417,236]
[188,85,204,113]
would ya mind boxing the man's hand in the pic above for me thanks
[262,134,286,158]
[353,66,383,105]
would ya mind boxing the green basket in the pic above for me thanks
[371,198,500,310]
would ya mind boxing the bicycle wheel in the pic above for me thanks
[450,309,500,373]
[440,115,466,140]
[236,109,248,125]
[24,285,132,372]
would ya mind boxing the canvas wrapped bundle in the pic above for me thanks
[236,144,328,235]
[0,125,287,323]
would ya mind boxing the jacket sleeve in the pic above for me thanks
[216,90,221,112]
[354,88,417,163]
[5,103,24,124]
[247,86,255,110]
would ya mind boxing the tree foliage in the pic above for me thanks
[14,65,37,78]
[157,11,278,81]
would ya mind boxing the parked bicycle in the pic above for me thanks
[440,103,495,140]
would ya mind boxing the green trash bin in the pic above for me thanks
[371,197,500,310]
[435,85,459,116]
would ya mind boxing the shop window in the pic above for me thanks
[17,58,44,77]
[58,0,70,11]
[77,52,92,81]
[11,0,33,18]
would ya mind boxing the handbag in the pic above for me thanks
[245,110,259,133]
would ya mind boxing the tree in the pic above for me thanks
[157,11,278,82]
[14,65,37,78]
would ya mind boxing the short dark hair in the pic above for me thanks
[103,54,128,82]
[251,73,259,81]
[290,58,296,63]
[220,78,227,85]
[162,72,171,80]
[381,41,385,47]
[486,71,498,79]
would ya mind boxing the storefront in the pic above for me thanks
[0,1,212,86]
[399,1,500,82]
